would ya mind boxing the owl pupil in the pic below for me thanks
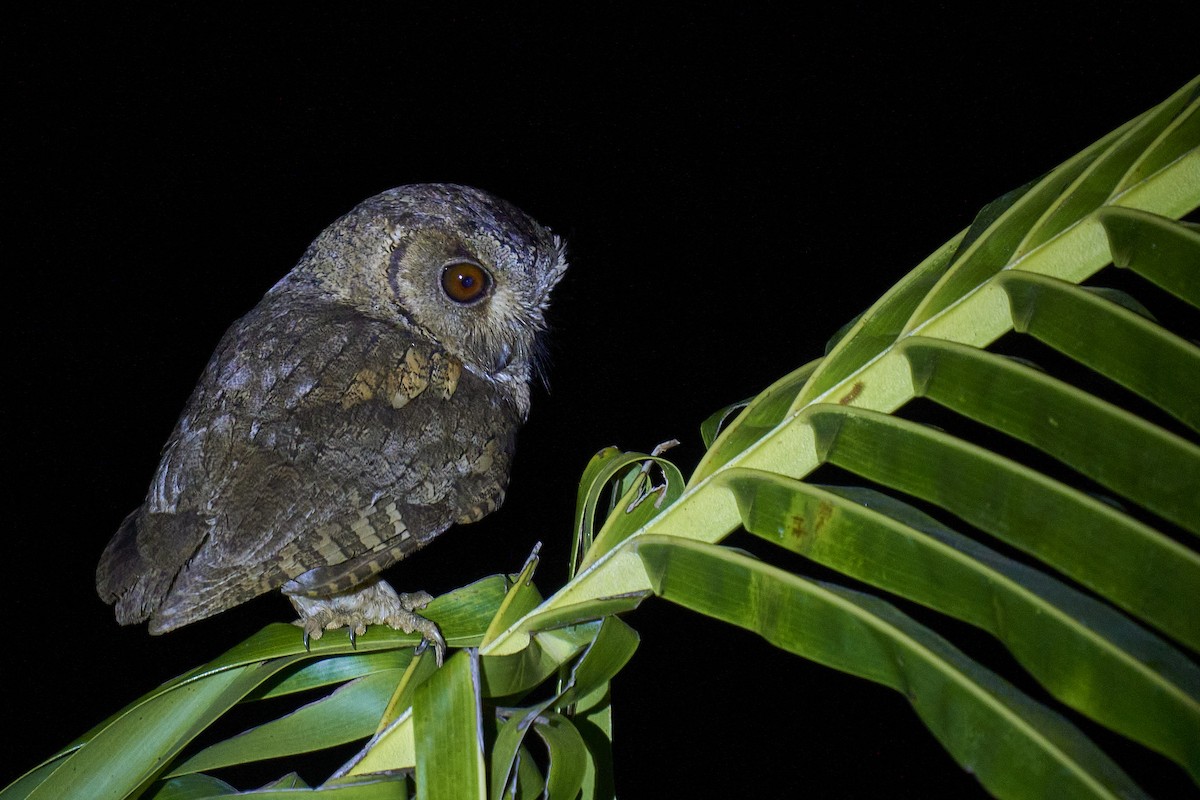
[442,261,490,304]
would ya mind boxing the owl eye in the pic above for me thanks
[441,261,492,305]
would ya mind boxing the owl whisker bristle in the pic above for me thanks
[531,338,554,393]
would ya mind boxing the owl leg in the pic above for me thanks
[284,576,447,665]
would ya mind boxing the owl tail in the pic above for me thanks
[96,509,175,628]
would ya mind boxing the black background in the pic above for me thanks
[5,6,1198,797]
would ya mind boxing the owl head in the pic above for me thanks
[281,184,568,398]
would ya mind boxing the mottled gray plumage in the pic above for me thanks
[96,184,566,655]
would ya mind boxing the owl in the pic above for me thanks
[96,184,567,661]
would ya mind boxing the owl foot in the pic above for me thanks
[286,577,446,665]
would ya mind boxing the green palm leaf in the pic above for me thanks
[635,535,1152,800]
[485,75,1200,796]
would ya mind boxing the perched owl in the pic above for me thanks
[96,184,567,661]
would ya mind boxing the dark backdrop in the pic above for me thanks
[5,6,1197,797]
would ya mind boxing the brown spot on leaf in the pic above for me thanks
[814,499,833,531]
[838,381,864,405]
[790,515,807,539]
[788,500,834,546]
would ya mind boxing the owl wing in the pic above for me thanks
[97,292,520,633]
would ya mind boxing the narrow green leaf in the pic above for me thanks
[167,669,405,777]
[414,650,486,800]
[336,709,417,777]
[824,311,866,354]
[249,651,411,701]
[700,398,752,449]
[482,550,543,646]
[583,455,684,568]
[1077,286,1156,320]
[488,616,633,796]
[793,232,963,407]
[0,755,71,800]
[258,772,310,789]
[902,336,1200,533]
[1115,79,1200,192]
[375,646,440,733]
[693,358,821,482]
[1000,271,1200,432]
[959,179,1039,258]
[488,681,572,797]
[905,113,1139,331]
[480,625,595,699]
[569,681,609,719]
[555,616,639,711]
[233,773,411,797]
[571,448,627,574]
[1098,206,1200,309]
[533,713,589,800]
[807,406,1200,651]
[721,471,1200,776]
[418,576,516,645]
[574,713,616,800]
[568,448,676,573]
[490,713,533,800]
[517,593,651,641]
[635,535,1148,800]
[513,745,546,798]
[143,774,236,799]
[1017,82,1199,254]
[28,660,300,800]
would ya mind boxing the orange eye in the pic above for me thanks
[441,261,491,304]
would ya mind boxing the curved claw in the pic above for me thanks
[412,621,448,666]
[426,625,447,667]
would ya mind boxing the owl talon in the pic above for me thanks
[288,577,446,664]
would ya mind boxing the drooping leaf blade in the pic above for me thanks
[167,669,406,777]
[901,335,1200,532]
[806,405,1200,650]
[720,470,1200,776]
[635,535,1149,800]
[999,271,1200,432]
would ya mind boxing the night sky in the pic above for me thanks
[6,7,1197,797]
